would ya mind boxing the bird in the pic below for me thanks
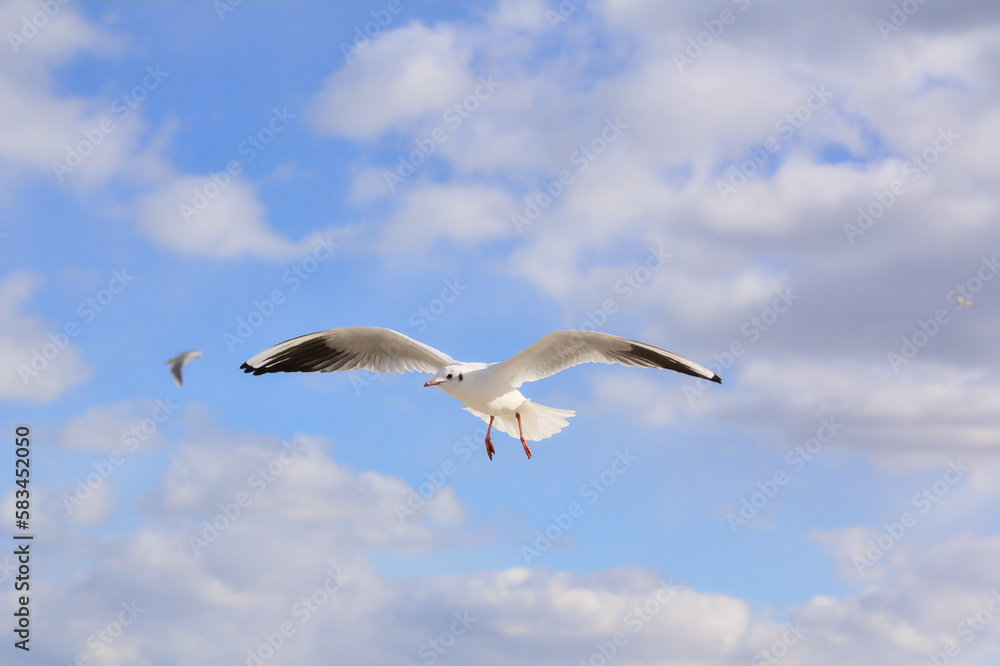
[166,349,202,387]
[240,327,720,460]
[953,295,977,308]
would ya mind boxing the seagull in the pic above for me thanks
[241,327,720,460]
[166,349,202,387]
[953,295,977,308]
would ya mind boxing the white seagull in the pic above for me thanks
[241,327,720,460]
[166,349,202,387]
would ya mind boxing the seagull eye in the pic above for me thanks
[446,373,453,380]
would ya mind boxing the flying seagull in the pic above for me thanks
[166,349,202,387]
[241,327,720,460]
[953,295,977,308]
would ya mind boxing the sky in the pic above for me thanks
[1,0,1000,664]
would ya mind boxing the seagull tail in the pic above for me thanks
[463,402,575,442]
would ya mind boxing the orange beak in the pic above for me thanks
[423,379,441,387]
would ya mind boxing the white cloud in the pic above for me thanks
[307,23,474,140]
[64,480,116,528]
[0,2,136,193]
[55,398,171,452]
[0,271,91,402]
[0,0,121,66]
[798,529,1000,665]
[380,183,515,254]
[303,6,1000,359]
[21,404,1000,664]
[134,175,304,260]
[697,359,1000,466]
[0,4,336,261]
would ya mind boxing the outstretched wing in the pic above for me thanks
[240,326,456,376]
[166,349,201,387]
[170,361,184,386]
[493,330,721,387]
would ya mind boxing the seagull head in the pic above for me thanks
[423,365,464,388]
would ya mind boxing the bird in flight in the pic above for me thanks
[241,327,720,460]
[166,349,202,387]
[953,295,977,308]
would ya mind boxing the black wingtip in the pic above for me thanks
[240,362,254,374]
[711,374,722,384]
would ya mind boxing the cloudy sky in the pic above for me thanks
[2,0,1000,664]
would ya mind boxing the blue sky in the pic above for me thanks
[2,1,1000,664]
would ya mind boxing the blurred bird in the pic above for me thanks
[166,349,202,387]
[241,327,720,460]
[953,295,977,308]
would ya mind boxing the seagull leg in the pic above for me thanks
[515,412,532,460]
[485,416,496,460]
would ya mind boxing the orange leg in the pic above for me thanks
[515,412,531,459]
[485,416,496,460]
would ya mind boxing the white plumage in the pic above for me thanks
[242,327,720,460]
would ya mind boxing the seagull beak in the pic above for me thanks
[423,379,441,387]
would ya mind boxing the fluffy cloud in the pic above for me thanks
[134,175,304,260]
[0,2,337,260]
[380,183,516,254]
[9,403,1000,664]
[0,271,91,402]
[307,22,474,139]
[302,3,1000,376]
[54,397,174,452]
[0,1,146,192]
[699,359,1000,466]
